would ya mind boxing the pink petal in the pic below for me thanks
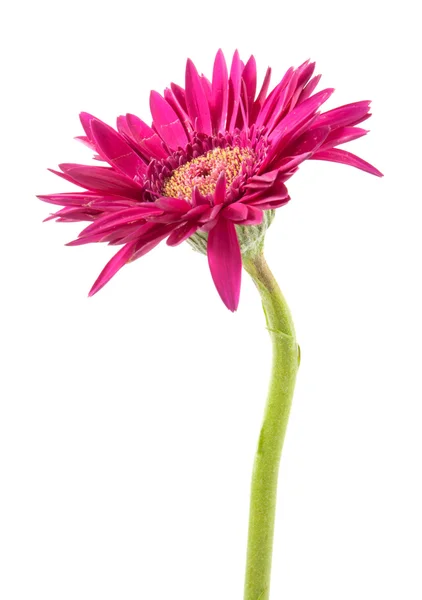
[288,61,315,110]
[314,101,371,129]
[124,114,154,139]
[52,164,143,199]
[242,206,264,225]
[269,88,334,141]
[264,73,299,132]
[270,152,313,173]
[78,206,163,237]
[199,203,223,232]
[166,222,199,246]
[321,126,368,149]
[265,113,318,158]
[251,197,291,210]
[297,74,321,103]
[45,207,98,222]
[311,148,383,176]
[211,49,229,134]
[130,225,174,259]
[106,225,149,246]
[90,119,147,179]
[106,221,173,246]
[116,115,131,138]
[67,222,162,247]
[256,67,295,129]
[67,232,116,246]
[88,241,138,296]
[75,135,96,151]
[262,89,334,170]
[155,197,191,213]
[227,50,243,132]
[163,87,192,138]
[284,126,330,157]
[219,205,263,226]
[242,55,257,116]
[207,218,242,311]
[192,187,210,207]
[213,171,226,205]
[37,192,106,207]
[123,114,168,160]
[149,91,188,150]
[251,67,271,123]
[209,204,223,221]
[236,79,249,129]
[296,60,316,88]
[79,112,97,143]
[84,199,139,211]
[185,204,211,220]
[222,202,249,222]
[243,173,290,209]
[245,170,280,189]
[185,59,212,135]
[88,222,175,296]
[171,83,188,114]
[201,75,213,105]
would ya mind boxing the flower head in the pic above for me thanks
[39,50,382,310]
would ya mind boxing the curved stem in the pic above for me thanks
[242,253,300,600]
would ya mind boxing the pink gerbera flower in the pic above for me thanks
[39,50,382,310]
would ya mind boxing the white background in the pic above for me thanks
[1,1,421,598]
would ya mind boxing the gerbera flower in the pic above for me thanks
[39,50,382,310]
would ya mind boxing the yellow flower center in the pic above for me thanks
[162,146,254,201]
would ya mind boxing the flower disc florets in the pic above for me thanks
[144,130,267,205]
[163,146,255,200]
[39,49,382,311]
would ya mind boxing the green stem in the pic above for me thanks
[242,252,300,600]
